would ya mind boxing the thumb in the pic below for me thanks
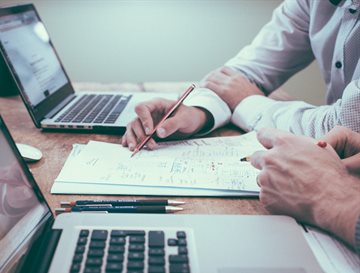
[342,153,360,176]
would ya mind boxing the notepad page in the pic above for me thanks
[56,132,264,191]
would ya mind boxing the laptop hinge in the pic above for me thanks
[18,218,62,273]
[44,94,76,119]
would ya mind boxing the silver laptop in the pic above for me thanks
[0,115,324,273]
[0,4,175,134]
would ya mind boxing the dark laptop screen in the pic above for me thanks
[0,117,50,272]
[0,9,68,108]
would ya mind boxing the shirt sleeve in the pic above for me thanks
[356,215,360,257]
[183,87,231,134]
[232,79,360,138]
[225,0,314,94]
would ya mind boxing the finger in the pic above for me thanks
[131,119,147,143]
[220,66,237,76]
[256,128,295,149]
[124,123,138,151]
[321,126,349,155]
[156,115,186,139]
[201,81,222,94]
[205,70,229,85]
[250,150,267,170]
[343,153,360,175]
[135,99,173,135]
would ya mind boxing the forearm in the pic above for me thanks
[232,80,360,138]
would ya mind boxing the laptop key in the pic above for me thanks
[107,253,124,262]
[148,256,165,265]
[127,261,144,270]
[109,237,126,245]
[169,263,190,273]
[176,231,186,239]
[80,229,89,237]
[75,245,85,254]
[70,263,81,273]
[84,268,101,273]
[73,254,83,263]
[108,245,125,253]
[168,239,177,246]
[148,266,166,273]
[148,231,165,248]
[129,236,145,244]
[148,248,165,256]
[87,249,104,257]
[89,241,106,249]
[110,230,127,237]
[128,252,145,261]
[86,257,103,267]
[169,255,188,263]
[129,244,145,252]
[77,237,87,245]
[91,230,108,240]
[105,262,123,272]
[178,246,188,255]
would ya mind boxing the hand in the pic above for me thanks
[321,126,360,176]
[200,66,264,111]
[121,98,211,151]
[250,128,360,247]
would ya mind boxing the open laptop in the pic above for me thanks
[0,115,324,273]
[0,4,176,134]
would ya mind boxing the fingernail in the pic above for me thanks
[157,127,166,138]
[145,127,150,135]
[129,143,134,150]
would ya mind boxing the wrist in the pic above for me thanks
[314,174,360,247]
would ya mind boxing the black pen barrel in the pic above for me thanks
[71,206,167,213]
[74,200,168,206]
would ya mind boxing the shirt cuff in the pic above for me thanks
[183,87,231,135]
[231,95,277,131]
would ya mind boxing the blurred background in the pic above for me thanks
[1,0,326,105]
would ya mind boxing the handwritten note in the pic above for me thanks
[56,132,265,192]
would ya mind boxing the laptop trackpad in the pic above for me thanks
[218,268,307,273]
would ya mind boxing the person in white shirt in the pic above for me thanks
[122,0,360,150]
[250,126,360,256]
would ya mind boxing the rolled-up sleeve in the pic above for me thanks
[232,79,360,137]
[226,0,314,94]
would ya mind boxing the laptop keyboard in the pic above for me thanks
[55,94,132,124]
[70,228,192,273]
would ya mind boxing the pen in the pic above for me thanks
[240,140,329,162]
[60,199,185,207]
[55,206,183,214]
[131,84,196,157]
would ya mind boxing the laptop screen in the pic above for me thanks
[0,9,68,107]
[0,117,50,272]
[0,4,75,126]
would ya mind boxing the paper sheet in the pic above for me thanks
[304,226,360,273]
[55,132,263,192]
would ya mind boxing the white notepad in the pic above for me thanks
[52,132,265,196]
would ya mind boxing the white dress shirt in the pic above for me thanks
[185,0,360,138]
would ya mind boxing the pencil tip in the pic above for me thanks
[166,206,184,213]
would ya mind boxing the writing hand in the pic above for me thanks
[200,66,264,111]
[121,98,211,151]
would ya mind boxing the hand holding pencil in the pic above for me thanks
[122,84,212,152]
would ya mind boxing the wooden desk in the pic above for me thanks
[0,82,270,216]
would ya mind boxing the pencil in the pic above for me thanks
[131,84,196,157]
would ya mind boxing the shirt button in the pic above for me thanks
[349,8,357,14]
[335,61,342,69]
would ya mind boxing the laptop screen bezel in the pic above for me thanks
[0,4,75,127]
[0,115,54,271]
